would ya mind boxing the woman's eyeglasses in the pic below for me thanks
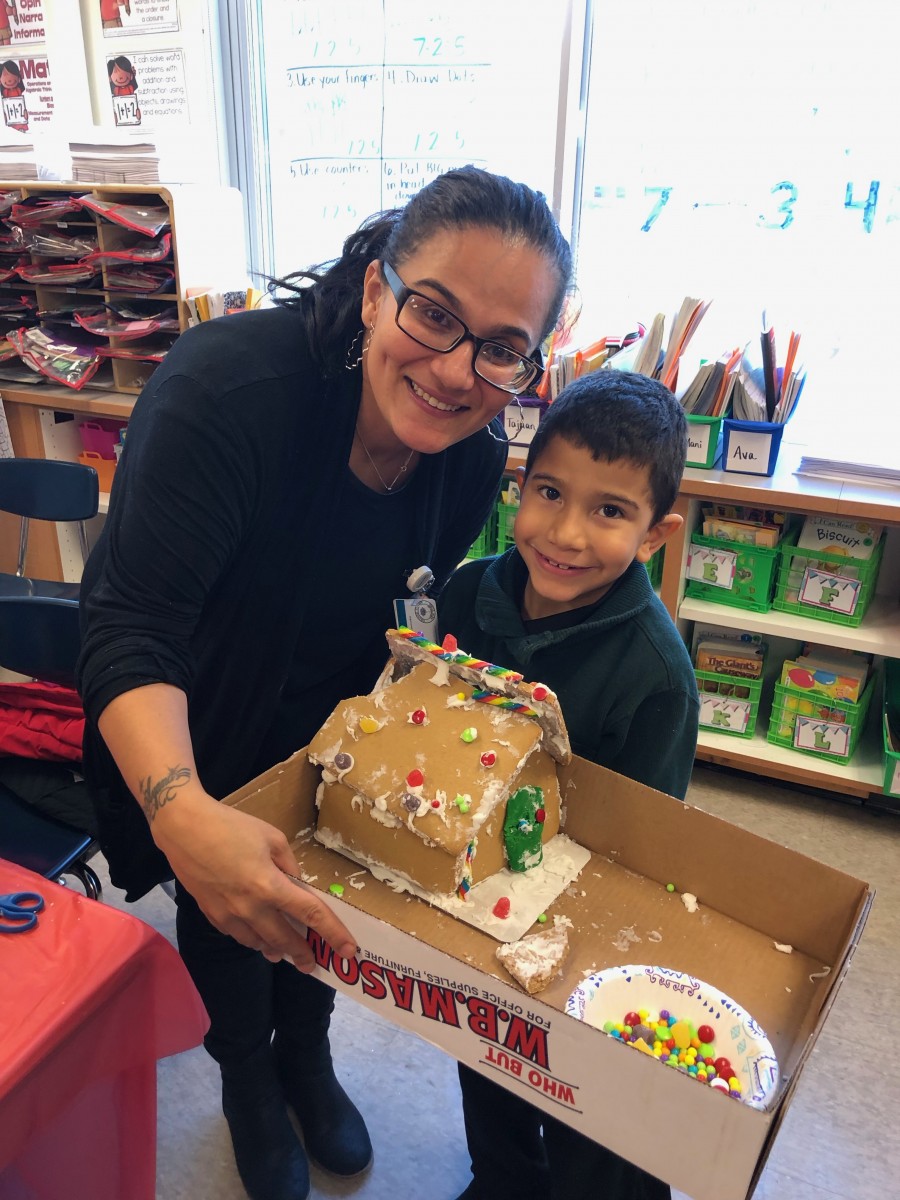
[382,261,543,395]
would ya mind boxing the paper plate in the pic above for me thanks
[565,964,779,1111]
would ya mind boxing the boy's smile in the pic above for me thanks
[516,435,678,621]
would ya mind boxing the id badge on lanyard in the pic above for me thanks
[393,564,437,642]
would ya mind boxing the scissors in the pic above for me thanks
[0,891,45,934]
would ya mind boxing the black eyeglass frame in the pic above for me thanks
[381,260,544,395]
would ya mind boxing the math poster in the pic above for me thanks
[1,54,53,132]
[101,0,180,37]
[107,47,188,126]
[1,1,46,47]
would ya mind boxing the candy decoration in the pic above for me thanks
[395,627,524,681]
[480,750,497,768]
[698,1025,715,1045]
[333,752,353,771]
[537,913,547,923]
[532,684,549,701]
[431,799,440,808]
[406,768,424,787]
[504,785,545,871]
[455,691,467,701]
[666,883,676,892]
[442,633,458,652]
[492,896,511,919]
[471,690,539,719]
[410,708,427,725]
[328,883,344,896]
[359,716,380,734]
[460,726,478,743]
[535,807,546,823]
[403,793,421,813]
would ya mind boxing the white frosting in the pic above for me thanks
[367,804,401,829]
[315,781,325,809]
[350,793,363,812]
[681,892,699,914]
[429,661,451,687]
[445,693,471,709]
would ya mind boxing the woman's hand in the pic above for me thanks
[152,792,357,968]
[98,682,357,968]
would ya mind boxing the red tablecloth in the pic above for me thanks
[0,859,209,1200]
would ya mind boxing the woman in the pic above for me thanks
[77,166,572,1200]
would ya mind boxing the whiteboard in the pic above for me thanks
[258,0,568,275]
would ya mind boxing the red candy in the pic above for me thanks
[431,799,440,808]
[480,750,497,768]
[532,685,548,701]
[406,768,424,787]
[442,634,458,652]
[624,1011,641,1028]
[714,1057,734,1077]
[410,708,427,725]
[698,1025,714,1044]
[535,808,546,823]
[492,896,511,919]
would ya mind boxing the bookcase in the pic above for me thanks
[0,180,245,583]
[505,443,900,806]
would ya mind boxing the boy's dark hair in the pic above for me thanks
[524,371,687,523]
[270,165,573,375]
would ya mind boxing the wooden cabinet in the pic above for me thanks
[660,444,900,803]
[0,180,244,582]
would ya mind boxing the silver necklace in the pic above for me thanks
[355,429,415,493]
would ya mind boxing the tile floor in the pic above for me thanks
[94,764,900,1200]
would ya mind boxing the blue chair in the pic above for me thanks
[0,594,101,899]
[0,457,99,600]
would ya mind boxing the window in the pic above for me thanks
[575,0,896,453]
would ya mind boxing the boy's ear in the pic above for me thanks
[514,465,526,487]
[635,512,683,564]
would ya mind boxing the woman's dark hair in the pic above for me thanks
[1,61,22,84]
[107,56,137,89]
[270,165,573,375]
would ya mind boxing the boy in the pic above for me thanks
[439,369,700,1200]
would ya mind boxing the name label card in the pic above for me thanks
[724,428,774,474]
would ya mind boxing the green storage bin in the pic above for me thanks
[883,660,900,798]
[645,546,665,589]
[767,676,875,765]
[772,529,885,628]
[495,499,518,553]
[467,509,496,559]
[684,530,781,613]
[695,668,762,738]
[685,414,724,469]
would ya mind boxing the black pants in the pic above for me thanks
[174,884,335,1066]
[458,1065,671,1200]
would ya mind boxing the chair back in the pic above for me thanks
[0,595,81,686]
[0,458,99,578]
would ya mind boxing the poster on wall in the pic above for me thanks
[1,1,46,47]
[1,54,53,132]
[106,47,187,126]
[100,0,180,38]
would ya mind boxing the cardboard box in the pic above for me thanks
[225,752,872,1200]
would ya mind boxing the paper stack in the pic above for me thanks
[0,140,39,181]
[69,129,160,184]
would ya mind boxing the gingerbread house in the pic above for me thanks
[307,627,572,900]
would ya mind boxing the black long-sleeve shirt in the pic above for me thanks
[77,306,505,898]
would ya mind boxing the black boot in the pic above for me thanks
[273,1031,373,1177]
[221,1045,311,1200]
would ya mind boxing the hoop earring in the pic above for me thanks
[344,328,364,371]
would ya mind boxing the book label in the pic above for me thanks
[700,696,752,733]
[794,716,851,758]
[798,567,861,616]
[687,546,736,590]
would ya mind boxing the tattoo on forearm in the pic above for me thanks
[139,765,192,822]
